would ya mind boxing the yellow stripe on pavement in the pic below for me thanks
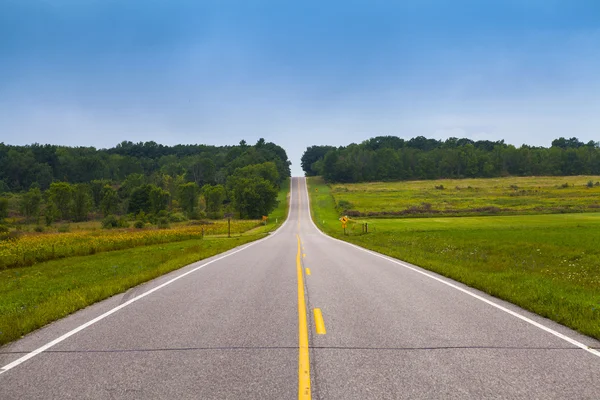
[296,234,311,399]
[313,308,327,335]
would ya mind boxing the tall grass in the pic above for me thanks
[330,175,600,217]
[0,220,260,269]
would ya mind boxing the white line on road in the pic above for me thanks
[0,181,294,375]
[303,178,600,359]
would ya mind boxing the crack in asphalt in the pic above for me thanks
[0,345,583,355]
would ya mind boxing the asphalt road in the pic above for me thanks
[1,177,599,399]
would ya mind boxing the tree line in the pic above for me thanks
[0,139,290,228]
[301,136,600,183]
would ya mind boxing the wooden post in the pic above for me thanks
[228,217,231,238]
[201,227,204,239]
[365,223,368,233]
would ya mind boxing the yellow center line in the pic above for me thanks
[313,308,327,335]
[296,234,311,399]
[305,268,311,275]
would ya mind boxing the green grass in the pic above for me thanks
[308,177,600,340]
[0,180,291,346]
[330,175,600,217]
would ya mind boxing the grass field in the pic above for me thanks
[330,175,600,217]
[0,180,290,346]
[308,177,600,340]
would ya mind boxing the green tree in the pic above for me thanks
[128,185,153,214]
[149,186,170,214]
[90,179,111,209]
[228,162,280,189]
[229,176,278,219]
[72,184,92,222]
[119,173,146,199]
[0,197,8,222]
[202,184,226,213]
[301,145,336,176]
[178,182,199,216]
[100,185,120,217]
[187,157,216,187]
[47,182,74,220]
[20,187,43,223]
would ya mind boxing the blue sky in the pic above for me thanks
[1,0,599,175]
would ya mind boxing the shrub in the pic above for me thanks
[34,226,44,233]
[117,217,130,228]
[187,210,206,220]
[206,211,224,220]
[337,200,353,211]
[435,185,445,190]
[133,220,145,229]
[101,215,119,229]
[510,184,519,190]
[157,217,170,229]
[57,224,70,233]
[0,224,9,234]
[560,182,570,188]
[169,212,187,222]
[587,180,594,188]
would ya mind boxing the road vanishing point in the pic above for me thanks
[1,177,599,399]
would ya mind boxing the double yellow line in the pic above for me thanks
[296,234,311,399]
[296,178,328,399]
[295,177,311,399]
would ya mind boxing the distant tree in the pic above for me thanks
[186,157,216,187]
[20,187,43,223]
[47,182,74,220]
[0,197,8,221]
[149,186,170,214]
[202,184,226,213]
[229,176,278,219]
[119,173,146,199]
[178,182,199,216]
[128,185,153,214]
[228,162,280,189]
[90,179,111,209]
[301,145,336,176]
[72,184,92,222]
[100,185,120,217]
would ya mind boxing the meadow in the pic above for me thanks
[308,177,600,340]
[0,181,290,345]
[330,175,600,217]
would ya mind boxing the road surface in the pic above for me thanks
[1,177,599,399]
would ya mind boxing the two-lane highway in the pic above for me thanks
[1,177,599,399]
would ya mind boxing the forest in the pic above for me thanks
[301,136,600,183]
[0,139,291,227]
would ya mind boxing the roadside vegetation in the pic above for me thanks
[308,177,600,340]
[0,138,292,345]
[0,138,291,235]
[329,175,600,217]
[0,220,261,270]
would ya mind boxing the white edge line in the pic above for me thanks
[302,177,600,358]
[0,179,295,375]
